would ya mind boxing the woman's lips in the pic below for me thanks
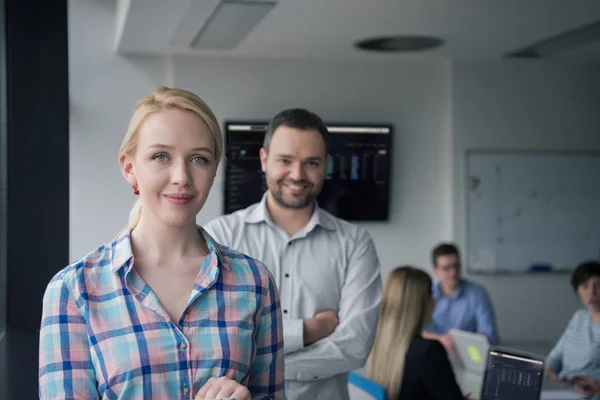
[164,193,194,205]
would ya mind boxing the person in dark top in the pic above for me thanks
[367,266,469,400]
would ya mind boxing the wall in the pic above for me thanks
[69,0,168,261]
[452,61,600,343]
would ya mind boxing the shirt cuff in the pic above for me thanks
[546,357,561,373]
[283,319,304,354]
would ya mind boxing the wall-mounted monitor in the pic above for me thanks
[223,121,392,221]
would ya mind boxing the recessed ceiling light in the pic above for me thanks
[354,35,444,52]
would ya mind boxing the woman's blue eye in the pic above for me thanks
[153,154,168,161]
[192,156,208,164]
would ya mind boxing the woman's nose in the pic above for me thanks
[171,160,191,185]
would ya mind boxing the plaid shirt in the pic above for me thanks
[38,228,285,399]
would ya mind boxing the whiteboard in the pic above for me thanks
[466,151,600,274]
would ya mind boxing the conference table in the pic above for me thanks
[482,342,580,399]
[541,379,580,399]
[506,342,580,400]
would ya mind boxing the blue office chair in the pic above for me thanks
[348,371,386,400]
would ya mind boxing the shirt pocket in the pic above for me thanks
[216,291,259,382]
[222,319,256,380]
[90,328,155,393]
[295,244,345,313]
[459,305,478,332]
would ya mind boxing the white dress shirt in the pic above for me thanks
[204,194,382,400]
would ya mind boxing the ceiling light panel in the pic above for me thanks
[191,0,276,50]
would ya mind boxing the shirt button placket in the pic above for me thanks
[281,240,294,318]
[177,333,191,398]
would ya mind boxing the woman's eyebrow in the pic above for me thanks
[147,144,213,154]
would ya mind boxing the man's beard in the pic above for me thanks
[269,178,321,209]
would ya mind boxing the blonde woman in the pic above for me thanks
[367,266,467,400]
[38,87,285,400]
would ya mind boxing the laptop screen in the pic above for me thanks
[480,350,544,400]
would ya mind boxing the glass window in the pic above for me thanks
[0,0,7,341]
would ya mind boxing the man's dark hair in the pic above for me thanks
[263,108,329,153]
[571,261,600,291]
[431,243,460,267]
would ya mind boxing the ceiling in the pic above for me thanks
[115,0,600,61]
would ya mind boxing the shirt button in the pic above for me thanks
[285,273,290,278]
[287,241,292,246]
[179,342,187,351]
[182,385,189,394]
[283,310,288,314]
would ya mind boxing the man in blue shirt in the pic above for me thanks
[423,243,499,351]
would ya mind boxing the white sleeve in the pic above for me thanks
[282,319,305,354]
[283,232,382,381]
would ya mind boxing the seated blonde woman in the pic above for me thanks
[367,266,468,400]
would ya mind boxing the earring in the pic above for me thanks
[132,185,139,195]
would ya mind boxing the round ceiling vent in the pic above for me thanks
[354,35,444,52]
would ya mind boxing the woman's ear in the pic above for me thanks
[120,154,137,186]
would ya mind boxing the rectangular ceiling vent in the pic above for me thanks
[191,0,276,50]
[507,19,600,58]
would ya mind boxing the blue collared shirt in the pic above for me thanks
[425,279,499,345]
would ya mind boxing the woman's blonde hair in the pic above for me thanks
[366,266,433,398]
[119,86,223,231]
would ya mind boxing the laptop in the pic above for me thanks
[449,329,490,399]
[480,348,545,400]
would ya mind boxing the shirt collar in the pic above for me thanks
[243,192,336,232]
[243,193,272,224]
[433,280,465,299]
[110,226,232,275]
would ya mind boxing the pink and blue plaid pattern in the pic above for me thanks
[38,228,284,399]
